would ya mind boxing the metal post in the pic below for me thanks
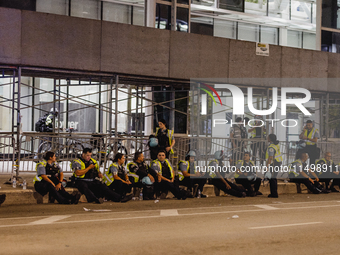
[170,86,175,130]
[16,67,21,178]
[127,86,132,135]
[53,79,57,133]
[115,75,119,153]
[98,78,102,133]
[109,77,113,134]
[326,93,329,141]
[320,96,323,140]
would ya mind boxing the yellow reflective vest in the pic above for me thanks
[71,158,99,179]
[102,162,120,186]
[155,127,174,154]
[265,143,282,163]
[234,160,255,178]
[126,162,139,183]
[33,160,47,184]
[303,128,318,145]
[177,160,190,181]
[152,159,174,179]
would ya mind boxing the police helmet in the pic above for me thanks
[186,150,196,158]
[149,137,158,147]
[214,150,224,160]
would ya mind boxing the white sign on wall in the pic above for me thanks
[256,43,269,56]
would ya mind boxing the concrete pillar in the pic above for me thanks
[315,0,322,51]
[145,0,156,28]
[279,28,288,47]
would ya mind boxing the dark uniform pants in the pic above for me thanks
[211,179,245,197]
[156,180,185,199]
[75,179,121,203]
[34,180,72,204]
[304,145,318,167]
[180,177,207,195]
[318,172,340,189]
[268,161,282,197]
[109,179,133,197]
[289,176,323,194]
[235,177,261,195]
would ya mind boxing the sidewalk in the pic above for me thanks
[0,173,303,206]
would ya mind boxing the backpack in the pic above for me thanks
[35,114,48,132]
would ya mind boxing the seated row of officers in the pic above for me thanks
[33,147,340,205]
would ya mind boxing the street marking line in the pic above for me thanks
[249,222,322,230]
[254,205,279,210]
[28,215,71,225]
[160,209,178,216]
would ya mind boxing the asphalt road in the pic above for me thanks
[1,194,340,255]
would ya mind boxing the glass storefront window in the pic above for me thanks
[219,0,244,12]
[156,4,171,30]
[260,26,278,44]
[290,0,311,23]
[36,0,69,15]
[322,0,337,29]
[303,32,316,50]
[133,6,145,26]
[287,29,302,48]
[213,19,237,39]
[103,2,131,24]
[192,0,215,7]
[238,22,259,42]
[268,0,289,19]
[191,17,214,36]
[71,0,100,20]
[245,0,267,16]
[321,30,340,53]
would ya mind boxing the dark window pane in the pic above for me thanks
[321,30,340,53]
[322,0,338,29]
[176,7,189,32]
[219,0,244,12]
[0,0,36,11]
[156,4,171,30]
[177,0,189,5]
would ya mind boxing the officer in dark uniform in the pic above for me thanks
[103,153,133,197]
[127,152,158,200]
[289,152,329,194]
[34,151,80,204]
[234,152,262,197]
[71,148,131,203]
[315,152,340,192]
[155,119,175,159]
[178,150,207,198]
[150,150,187,200]
[230,117,246,165]
[209,150,246,198]
[265,134,282,198]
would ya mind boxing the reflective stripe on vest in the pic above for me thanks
[156,128,174,154]
[265,143,283,163]
[33,160,47,184]
[178,160,189,181]
[71,158,99,179]
[315,158,333,176]
[234,160,255,178]
[208,159,220,178]
[127,162,139,183]
[102,162,118,186]
[304,128,318,145]
[152,159,174,179]
[289,159,303,177]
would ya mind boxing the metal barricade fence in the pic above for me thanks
[1,132,340,177]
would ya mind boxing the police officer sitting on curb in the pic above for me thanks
[150,150,187,200]
[34,151,80,204]
[289,152,329,194]
[71,148,131,203]
[208,150,246,198]
[315,152,340,192]
[103,153,134,199]
[234,152,262,197]
[178,150,207,198]
[127,152,158,200]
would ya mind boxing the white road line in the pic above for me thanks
[160,209,178,216]
[28,215,71,225]
[249,222,323,230]
[254,205,279,210]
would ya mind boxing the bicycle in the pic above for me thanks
[37,128,84,160]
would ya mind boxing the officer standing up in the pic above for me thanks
[315,152,340,192]
[150,150,187,200]
[230,117,246,165]
[299,120,319,166]
[248,116,266,164]
[102,153,133,198]
[209,150,246,198]
[155,119,175,159]
[178,150,207,198]
[234,152,262,197]
[289,152,329,194]
[265,134,282,198]
[71,148,131,203]
[34,151,80,204]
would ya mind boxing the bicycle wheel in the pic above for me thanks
[38,142,51,158]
